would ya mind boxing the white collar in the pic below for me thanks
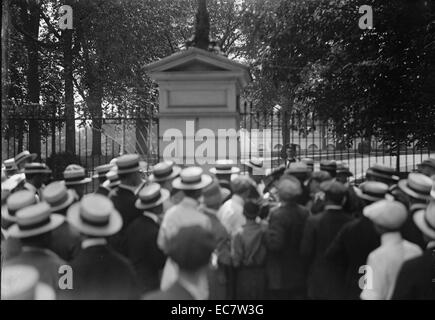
[380,232,402,246]
[325,205,343,211]
[143,211,160,224]
[81,238,107,249]
[178,273,209,300]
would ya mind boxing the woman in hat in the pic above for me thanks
[123,183,168,295]
[360,200,422,300]
[392,192,435,300]
[63,164,91,200]
[5,202,66,290]
[232,200,267,300]
[65,194,139,300]
[325,181,389,299]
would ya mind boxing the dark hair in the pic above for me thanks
[184,189,203,200]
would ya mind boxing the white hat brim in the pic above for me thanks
[64,177,92,186]
[149,166,181,182]
[398,180,431,201]
[172,174,213,190]
[1,204,18,222]
[413,208,435,239]
[209,167,240,175]
[135,189,170,210]
[8,214,65,238]
[48,190,76,213]
[67,202,122,237]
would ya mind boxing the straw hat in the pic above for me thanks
[63,164,91,186]
[363,200,408,230]
[103,167,120,189]
[3,158,18,173]
[14,150,37,167]
[67,194,122,237]
[172,167,212,190]
[366,164,399,184]
[92,164,114,179]
[398,173,433,201]
[1,190,38,222]
[1,173,26,192]
[301,158,314,170]
[413,199,435,239]
[8,202,65,238]
[355,181,389,202]
[23,163,52,175]
[1,265,55,300]
[149,160,181,182]
[210,159,240,175]
[336,161,353,177]
[116,154,147,175]
[42,181,76,213]
[135,183,170,210]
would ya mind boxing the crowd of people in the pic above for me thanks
[1,149,434,300]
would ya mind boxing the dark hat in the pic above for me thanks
[167,226,215,271]
[320,180,347,203]
[320,160,337,175]
[366,164,399,184]
[243,200,260,219]
[116,154,147,175]
[355,181,389,203]
[301,158,314,170]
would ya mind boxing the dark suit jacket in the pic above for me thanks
[300,208,353,299]
[401,214,426,250]
[49,221,82,262]
[63,244,140,300]
[144,281,194,300]
[95,186,110,197]
[392,247,435,300]
[325,216,380,299]
[124,214,166,294]
[266,202,309,293]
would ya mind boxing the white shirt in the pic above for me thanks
[217,194,245,236]
[360,232,422,300]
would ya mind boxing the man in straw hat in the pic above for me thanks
[210,159,240,194]
[301,180,354,299]
[92,163,114,196]
[392,187,435,300]
[14,150,37,171]
[109,154,147,230]
[200,178,231,300]
[65,194,139,300]
[325,181,389,299]
[149,160,182,210]
[42,181,81,261]
[145,225,215,300]
[22,163,52,201]
[3,158,18,178]
[123,183,168,295]
[360,200,422,300]
[5,202,66,290]
[158,166,212,290]
[266,176,309,299]
[1,265,56,300]
[63,164,91,200]
[398,172,433,249]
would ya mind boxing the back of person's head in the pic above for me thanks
[321,180,347,205]
[232,176,255,196]
[243,200,260,220]
[278,176,302,202]
[167,226,215,272]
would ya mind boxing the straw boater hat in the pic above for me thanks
[398,172,433,201]
[366,164,399,184]
[301,158,314,171]
[149,160,181,182]
[67,194,122,237]
[242,157,264,170]
[8,202,65,238]
[63,164,91,186]
[14,150,37,167]
[116,154,147,175]
[1,265,55,300]
[92,164,114,179]
[210,159,240,175]
[1,190,38,222]
[336,161,353,177]
[172,167,213,190]
[103,167,120,188]
[355,181,389,203]
[23,163,52,175]
[42,181,76,213]
[135,183,170,210]
[413,188,435,239]
[4,158,18,173]
[1,173,25,192]
[363,200,408,230]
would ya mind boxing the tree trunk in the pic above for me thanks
[135,117,148,157]
[1,0,10,133]
[63,27,75,155]
[25,2,41,156]
[88,83,103,156]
